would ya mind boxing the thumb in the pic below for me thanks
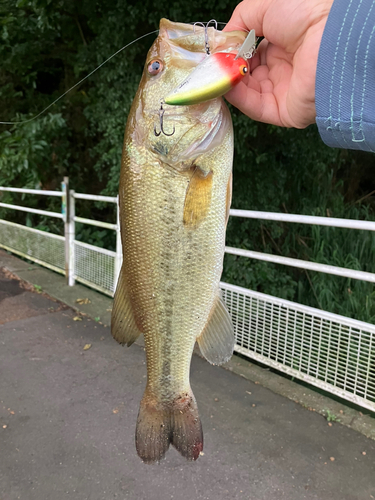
[223,0,273,36]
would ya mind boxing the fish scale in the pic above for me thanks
[111,18,247,463]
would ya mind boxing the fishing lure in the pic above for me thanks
[164,28,256,107]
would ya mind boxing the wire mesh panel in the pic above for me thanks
[221,281,375,411]
[74,241,116,295]
[0,220,65,273]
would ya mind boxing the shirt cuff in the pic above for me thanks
[315,0,375,152]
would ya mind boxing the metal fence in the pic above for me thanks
[0,179,121,295]
[222,282,375,412]
[1,180,375,412]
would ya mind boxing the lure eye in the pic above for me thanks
[148,60,163,76]
[239,64,248,76]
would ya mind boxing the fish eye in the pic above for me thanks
[148,59,163,76]
[239,64,248,76]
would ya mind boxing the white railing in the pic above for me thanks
[228,209,375,283]
[230,209,375,231]
[0,178,122,294]
[0,181,374,411]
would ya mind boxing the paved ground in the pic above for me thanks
[0,264,375,500]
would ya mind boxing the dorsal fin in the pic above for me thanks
[197,295,235,365]
[111,266,142,347]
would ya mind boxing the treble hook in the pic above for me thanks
[204,20,217,55]
[154,101,175,137]
[193,21,205,32]
[193,20,218,55]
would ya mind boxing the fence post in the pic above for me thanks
[68,189,75,286]
[114,194,122,292]
[62,177,75,286]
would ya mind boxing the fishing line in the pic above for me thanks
[0,21,250,127]
[0,29,159,126]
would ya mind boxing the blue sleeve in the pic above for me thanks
[315,0,375,152]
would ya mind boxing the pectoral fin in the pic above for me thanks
[111,266,142,347]
[225,172,232,227]
[197,295,235,365]
[183,167,212,228]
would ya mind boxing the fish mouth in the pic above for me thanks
[155,19,249,108]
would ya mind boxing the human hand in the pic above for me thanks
[224,0,334,128]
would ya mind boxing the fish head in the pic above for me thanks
[127,19,247,166]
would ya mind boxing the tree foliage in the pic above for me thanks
[0,0,374,321]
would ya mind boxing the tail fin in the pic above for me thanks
[135,389,203,464]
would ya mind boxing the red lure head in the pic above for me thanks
[212,52,249,86]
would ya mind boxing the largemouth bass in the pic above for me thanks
[111,19,247,464]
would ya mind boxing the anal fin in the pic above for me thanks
[197,295,235,365]
[111,266,141,347]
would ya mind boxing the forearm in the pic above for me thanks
[316,0,375,152]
